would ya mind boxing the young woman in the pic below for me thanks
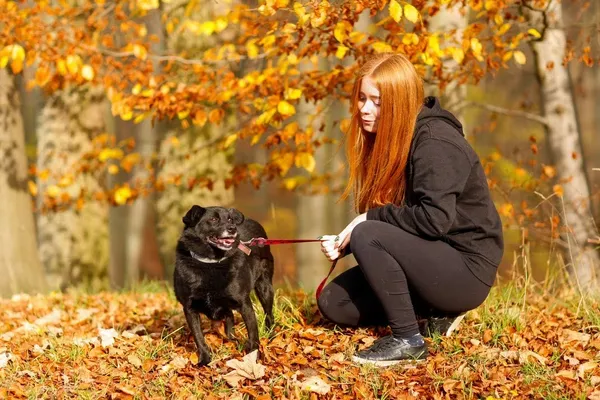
[318,53,504,366]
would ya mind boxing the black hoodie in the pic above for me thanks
[366,97,504,286]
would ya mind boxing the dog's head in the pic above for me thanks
[182,205,245,251]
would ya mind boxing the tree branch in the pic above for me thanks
[456,101,549,127]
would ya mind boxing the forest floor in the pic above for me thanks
[1,280,599,399]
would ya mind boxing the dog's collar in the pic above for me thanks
[189,250,229,264]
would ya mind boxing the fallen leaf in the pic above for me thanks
[588,390,600,400]
[0,352,14,368]
[555,369,578,381]
[328,352,345,364]
[223,350,266,387]
[170,355,189,370]
[298,376,331,395]
[483,329,493,344]
[591,375,600,386]
[577,361,597,379]
[561,329,591,346]
[98,327,119,347]
[127,354,143,368]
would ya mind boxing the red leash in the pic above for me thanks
[240,237,338,300]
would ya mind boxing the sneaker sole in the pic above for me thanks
[445,314,466,337]
[351,355,427,367]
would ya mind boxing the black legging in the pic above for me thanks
[317,220,491,337]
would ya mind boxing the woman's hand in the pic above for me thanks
[320,213,367,261]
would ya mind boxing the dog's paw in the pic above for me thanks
[197,351,212,366]
[244,340,259,354]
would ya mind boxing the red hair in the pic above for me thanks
[341,53,424,213]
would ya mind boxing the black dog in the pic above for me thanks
[173,205,275,366]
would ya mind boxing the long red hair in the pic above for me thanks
[340,53,424,213]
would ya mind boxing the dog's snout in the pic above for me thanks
[227,225,237,234]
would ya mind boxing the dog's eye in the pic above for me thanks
[228,217,232,223]
[210,217,218,223]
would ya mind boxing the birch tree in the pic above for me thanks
[524,0,599,290]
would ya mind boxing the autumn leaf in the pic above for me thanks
[223,350,266,387]
[298,376,331,395]
[389,0,403,23]
[514,50,527,65]
[528,28,542,38]
[81,65,94,81]
[114,186,133,205]
[403,4,419,23]
[295,152,316,173]
[336,45,349,59]
[277,100,296,116]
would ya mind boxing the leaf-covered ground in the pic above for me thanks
[1,282,599,399]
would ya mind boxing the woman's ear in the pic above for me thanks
[230,208,245,225]
[182,205,206,228]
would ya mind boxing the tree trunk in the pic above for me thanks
[428,1,468,123]
[0,69,47,298]
[525,0,599,290]
[125,8,165,286]
[36,85,109,291]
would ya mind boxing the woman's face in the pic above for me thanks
[358,76,380,133]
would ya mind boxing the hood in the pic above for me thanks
[415,96,464,137]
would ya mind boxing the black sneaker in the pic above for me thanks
[419,314,465,337]
[351,335,428,367]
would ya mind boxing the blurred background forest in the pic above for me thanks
[0,0,598,298]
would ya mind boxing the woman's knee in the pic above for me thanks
[316,284,357,327]
[350,220,385,253]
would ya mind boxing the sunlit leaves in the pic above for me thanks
[136,0,159,11]
[389,0,403,23]
[0,44,25,73]
[513,50,527,65]
[403,3,419,24]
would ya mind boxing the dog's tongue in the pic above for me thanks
[219,238,235,246]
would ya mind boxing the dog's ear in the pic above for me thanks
[229,208,245,225]
[182,205,206,228]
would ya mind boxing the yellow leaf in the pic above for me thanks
[498,23,511,35]
[114,186,133,205]
[514,50,527,65]
[10,44,25,63]
[451,48,465,64]
[132,44,147,60]
[428,35,441,56]
[285,88,302,100]
[58,175,74,187]
[66,55,81,74]
[260,35,276,49]
[251,134,261,146]
[372,42,392,53]
[389,0,402,23]
[470,38,483,56]
[403,4,419,24]
[47,185,61,198]
[137,0,159,10]
[0,55,9,69]
[499,203,514,218]
[421,52,434,66]
[81,65,94,81]
[293,2,306,17]
[335,45,348,59]
[177,110,190,120]
[295,152,316,173]
[277,101,296,116]
[402,33,419,45]
[28,180,37,196]
[283,177,299,190]
[223,134,237,148]
[215,17,228,32]
[246,39,259,59]
[528,28,541,39]
[503,51,513,62]
[334,21,351,43]
[201,21,216,35]
[108,164,119,175]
